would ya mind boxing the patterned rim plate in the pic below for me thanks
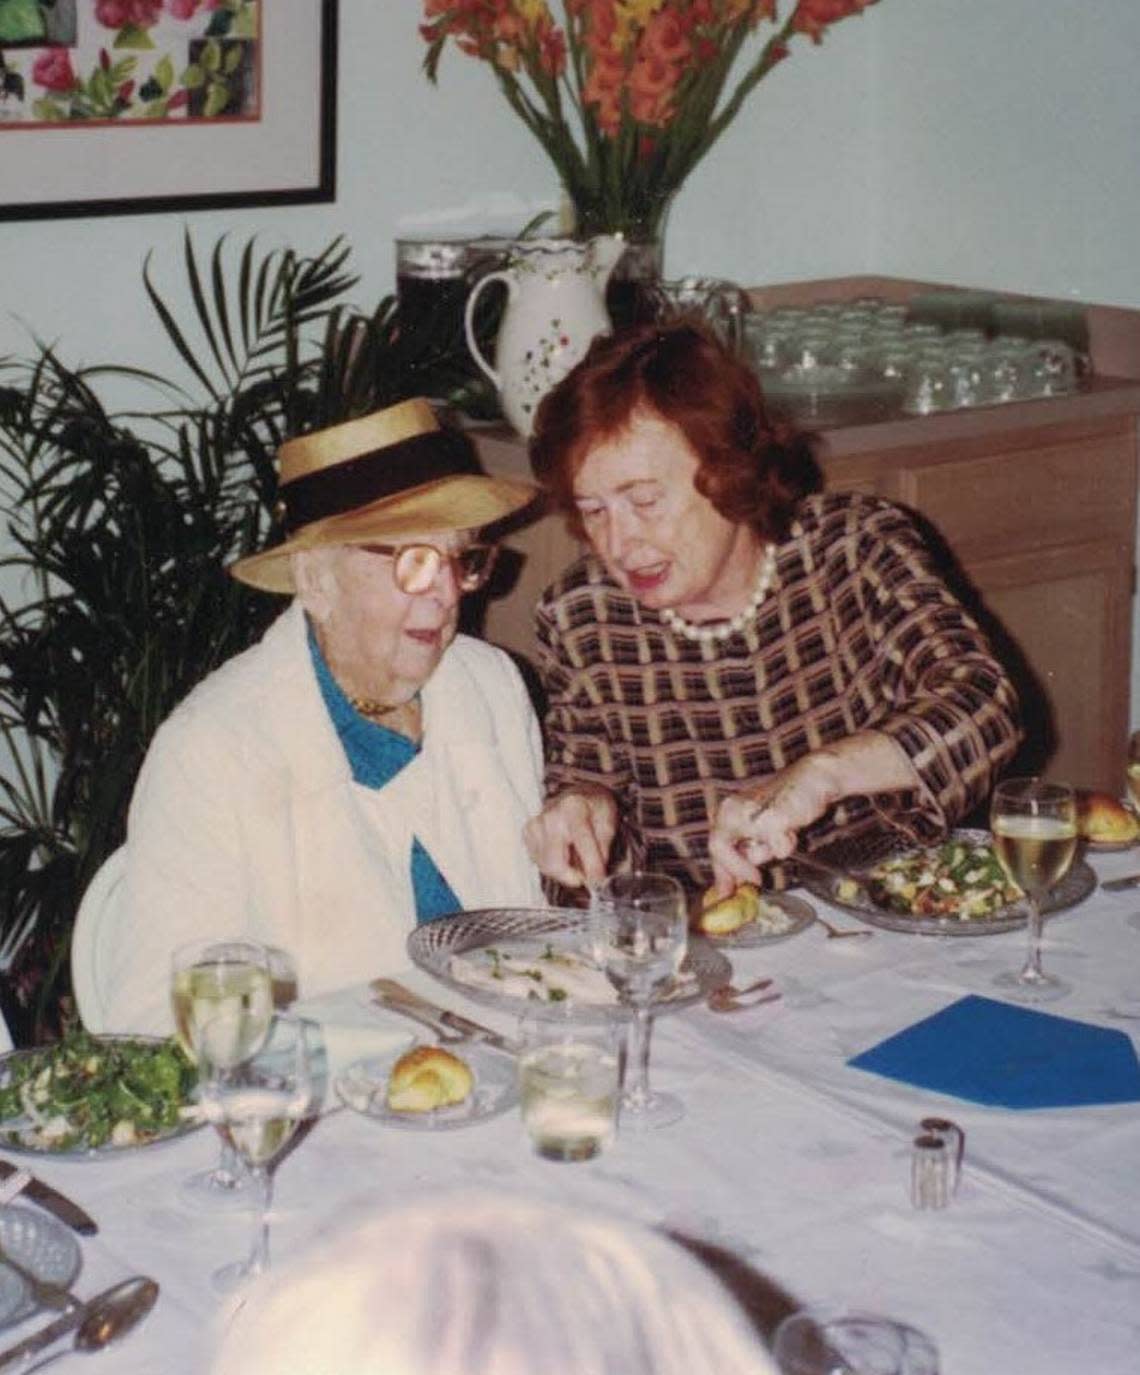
[799,828,1097,936]
[336,1041,518,1132]
[0,1035,201,1159]
[0,1203,81,1330]
[407,908,731,1022]
[700,893,817,949]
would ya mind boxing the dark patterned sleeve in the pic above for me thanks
[535,584,633,810]
[853,502,1023,837]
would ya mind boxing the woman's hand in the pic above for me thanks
[524,786,618,889]
[709,754,844,896]
[708,733,921,897]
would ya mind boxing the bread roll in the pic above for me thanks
[1076,790,1139,843]
[386,1045,473,1113]
[697,883,762,935]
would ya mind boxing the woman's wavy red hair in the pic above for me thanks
[529,319,820,542]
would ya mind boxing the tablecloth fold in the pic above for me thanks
[847,994,1140,1108]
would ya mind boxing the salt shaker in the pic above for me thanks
[919,1116,964,1194]
[910,1133,950,1210]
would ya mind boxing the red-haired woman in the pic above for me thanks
[523,320,1022,902]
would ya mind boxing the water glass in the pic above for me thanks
[651,276,749,352]
[518,1008,620,1162]
[773,1309,939,1375]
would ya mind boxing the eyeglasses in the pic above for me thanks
[359,542,498,595]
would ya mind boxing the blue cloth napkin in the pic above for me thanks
[847,995,1140,1108]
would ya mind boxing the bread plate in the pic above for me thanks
[335,1041,516,1131]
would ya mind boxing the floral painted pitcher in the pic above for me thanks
[464,236,625,437]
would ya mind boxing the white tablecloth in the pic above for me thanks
[6,849,1140,1374]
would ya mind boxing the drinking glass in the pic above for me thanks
[590,872,688,1129]
[990,778,1078,1002]
[170,939,273,1208]
[197,1013,314,1294]
[518,1007,620,1161]
[773,1309,939,1375]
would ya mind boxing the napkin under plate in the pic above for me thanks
[847,994,1140,1108]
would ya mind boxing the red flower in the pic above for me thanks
[169,0,201,18]
[32,49,77,93]
[792,0,876,44]
[95,0,163,30]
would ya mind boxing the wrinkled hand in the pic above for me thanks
[708,752,843,897]
[524,786,618,890]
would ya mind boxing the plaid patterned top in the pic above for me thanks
[535,492,1022,898]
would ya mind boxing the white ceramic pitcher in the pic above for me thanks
[464,236,624,437]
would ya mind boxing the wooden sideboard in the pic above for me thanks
[469,280,1140,796]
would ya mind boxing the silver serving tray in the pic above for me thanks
[799,828,1096,936]
[408,907,730,1021]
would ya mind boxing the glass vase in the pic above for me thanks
[569,195,672,332]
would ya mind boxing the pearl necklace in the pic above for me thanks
[660,544,778,645]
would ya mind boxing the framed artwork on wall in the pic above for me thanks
[0,0,336,221]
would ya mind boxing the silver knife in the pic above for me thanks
[1100,873,1140,892]
[370,980,520,1055]
[0,1162,97,1236]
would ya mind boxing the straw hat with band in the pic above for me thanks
[230,399,537,595]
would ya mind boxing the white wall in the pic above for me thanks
[872,0,1140,309]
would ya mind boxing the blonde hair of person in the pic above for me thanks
[211,1191,778,1375]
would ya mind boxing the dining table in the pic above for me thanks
[3,844,1140,1374]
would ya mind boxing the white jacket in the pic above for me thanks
[101,603,544,1034]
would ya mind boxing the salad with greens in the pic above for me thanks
[837,838,1022,920]
[0,1029,197,1153]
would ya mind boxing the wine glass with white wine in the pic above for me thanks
[196,1012,314,1293]
[590,871,688,1129]
[170,939,273,1207]
[990,778,1078,1002]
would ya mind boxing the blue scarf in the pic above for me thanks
[307,623,461,924]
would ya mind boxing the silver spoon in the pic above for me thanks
[0,1277,158,1372]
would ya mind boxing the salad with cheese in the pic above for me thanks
[0,1029,196,1153]
[837,838,1022,920]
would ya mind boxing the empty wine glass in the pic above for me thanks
[590,872,688,1129]
[990,778,1078,1002]
[170,939,273,1209]
[197,1013,315,1294]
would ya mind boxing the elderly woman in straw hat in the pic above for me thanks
[99,400,543,1035]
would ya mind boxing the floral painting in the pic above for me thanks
[0,0,259,125]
